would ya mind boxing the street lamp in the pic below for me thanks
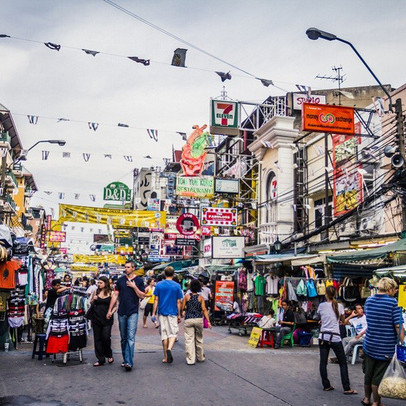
[305,27,393,111]
[273,237,282,254]
[13,139,66,165]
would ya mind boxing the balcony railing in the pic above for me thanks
[4,194,17,211]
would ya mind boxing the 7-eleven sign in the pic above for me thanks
[211,100,239,128]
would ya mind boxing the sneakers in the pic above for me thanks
[124,364,132,372]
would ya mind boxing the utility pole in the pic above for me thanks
[395,97,406,233]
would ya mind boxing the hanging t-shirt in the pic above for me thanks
[254,275,266,296]
[247,274,254,291]
[266,275,280,295]
[0,260,20,289]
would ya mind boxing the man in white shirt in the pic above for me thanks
[343,304,367,358]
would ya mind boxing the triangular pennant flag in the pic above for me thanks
[59,192,65,200]
[124,155,133,162]
[144,155,152,159]
[259,78,274,87]
[44,42,61,51]
[104,154,112,159]
[177,132,187,141]
[89,194,96,202]
[83,153,91,162]
[171,48,187,67]
[42,151,50,160]
[57,118,70,122]
[88,122,99,131]
[147,129,158,142]
[44,191,52,195]
[128,56,150,66]
[82,48,99,57]
[215,71,231,82]
[62,152,71,158]
[27,115,38,124]
[118,123,129,128]
[74,193,80,200]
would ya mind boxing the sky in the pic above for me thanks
[1,0,406,218]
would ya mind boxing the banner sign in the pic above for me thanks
[175,238,197,247]
[176,213,199,235]
[59,204,166,228]
[211,100,239,128]
[398,285,406,308]
[248,327,263,348]
[212,236,245,259]
[39,224,46,249]
[332,126,363,216]
[147,198,160,211]
[214,280,234,311]
[201,207,237,226]
[165,245,184,256]
[49,231,66,242]
[302,103,355,135]
[46,215,52,231]
[214,178,239,194]
[103,181,131,202]
[73,254,126,265]
[203,238,212,258]
[293,93,326,110]
[176,176,214,198]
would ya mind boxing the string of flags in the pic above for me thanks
[40,150,167,164]
[0,34,308,90]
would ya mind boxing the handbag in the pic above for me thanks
[360,280,371,299]
[306,280,317,298]
[203,318,209,329]
[316,280,326,296]
[378,353,406,400]
[85,304,96,321]
[140,297,149,311]
[296,279,307,296]
[293,308,307,324]
[341,277,359,302]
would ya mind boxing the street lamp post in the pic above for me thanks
[306,27,406,229]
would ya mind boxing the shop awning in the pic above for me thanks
[374,264,406,278]
[254,254,322,264]
[152,260,198,272]
[327,238,406,264]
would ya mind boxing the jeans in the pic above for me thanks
[184,318,205,365]
[342,336,364,357]
[319,339,351,391]
[274,327,292,347]
[118,313,138,367]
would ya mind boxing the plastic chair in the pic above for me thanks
[280,325,296,348]
[345,325,356,337]
[351,343,363,365]
[32,333,47,360]
[259,329,274,348]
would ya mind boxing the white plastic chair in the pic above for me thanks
[351,343,363,365]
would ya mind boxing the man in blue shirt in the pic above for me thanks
[107,261,145,371]
[362,277,404,406]
[152,266,183,363]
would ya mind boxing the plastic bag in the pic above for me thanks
[378,354,406,400]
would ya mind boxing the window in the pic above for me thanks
[265,171,277,223]
[314,197,332,228]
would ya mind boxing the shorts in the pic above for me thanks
[363,354,390,386]
[144,303,153,317]
[158,315,178,340]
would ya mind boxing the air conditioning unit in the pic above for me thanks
[339,221,356,236]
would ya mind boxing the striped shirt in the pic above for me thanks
[363,294,402,360]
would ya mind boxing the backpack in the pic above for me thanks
[296,279,307,296]
[340,277,359,302]
[306,280,318,298]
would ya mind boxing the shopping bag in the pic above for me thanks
[378,353,406,400]
[140,297,149,311]
[397,343,406,363]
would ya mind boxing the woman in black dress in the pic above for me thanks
[91,276,115,366]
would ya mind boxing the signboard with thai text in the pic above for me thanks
[201,207,237,226]
[214,178,239,194]
[214,280,234,311]
[302,103,355,135]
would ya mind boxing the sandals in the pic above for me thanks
[323,387,335,391]
[344,390,358,395]
[166,349,173,363]
[93,362,104,367]
[108,358,114,364]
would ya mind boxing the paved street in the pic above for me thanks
[0,318,404,406]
